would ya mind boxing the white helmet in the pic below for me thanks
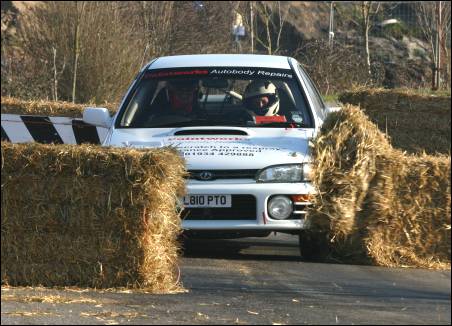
[243,80,280,116]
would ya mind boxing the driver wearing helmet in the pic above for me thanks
[243,80,280,116]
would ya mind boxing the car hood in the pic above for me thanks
[108,127,314,170]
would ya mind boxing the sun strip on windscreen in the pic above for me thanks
[144,67,294,80]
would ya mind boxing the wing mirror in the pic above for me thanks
[83,107,112,128]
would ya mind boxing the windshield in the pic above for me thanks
[118,67,313,128]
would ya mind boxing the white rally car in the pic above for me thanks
[83,54,333,257]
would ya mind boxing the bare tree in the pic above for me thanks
[71,1,86,103]
[135,1,175,68]
[416,1,451,89]
[359,1,381,77]
[79,1,143,103]
[295,39,384,95]
[52,46,66,101]
[15,1,146,103]
[16,2,75,100]
[12,1,236,103]
[441,3,451,88]
[253,1,290,55]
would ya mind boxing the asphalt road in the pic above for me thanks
[1,233,451,325]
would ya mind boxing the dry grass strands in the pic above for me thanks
[338,88,451,155]
[308,105,451,269]
[1,96,117,117]
[1,142,187,292]
[1,294,97,304]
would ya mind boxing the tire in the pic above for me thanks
[298,230,330,261]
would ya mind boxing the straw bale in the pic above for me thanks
[308,105,392,236]
[1,142,187,291]
[308,105,451,269]
[1,96,117,118]
[364,152,451,269]
[338,88,451,154]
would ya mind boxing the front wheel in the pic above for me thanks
[298,230,331,261]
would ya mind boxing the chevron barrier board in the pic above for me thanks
[1,114,109,145]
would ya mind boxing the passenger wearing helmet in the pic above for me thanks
[243,80,280,116]
[166,79,200,115]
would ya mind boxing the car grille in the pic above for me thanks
[188,170,258,181]
[287,201,312,220]
[182,195,256,220]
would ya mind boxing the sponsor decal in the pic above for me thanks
[145,70,209,79]
[167,137,247,141]
[256,70,293,79]
[210,68,292,79]
[290,112,304,123]
[210,69,256,76]
[146,67,293,79]
[169,143,282,157]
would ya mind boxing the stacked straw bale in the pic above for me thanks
[338,88,451,155]
[365,152,451,269]
[1,96,117,117]
[308,105,451,269]
[1,142,186,292]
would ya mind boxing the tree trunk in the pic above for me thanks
[52,47,58,101]
[72,21,79,103]
[265,13,272,54]
[72,1,85,103]
[250,1,254,53]
[436,1,442,89]
[365,25,371,76]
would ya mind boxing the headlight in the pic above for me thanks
[256,164,312,183]
[301,163,313,182]
[268,196,293,219]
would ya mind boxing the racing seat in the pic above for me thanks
[277,86,296,118]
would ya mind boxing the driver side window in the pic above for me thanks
[297,64,326,120]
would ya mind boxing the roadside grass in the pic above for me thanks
[321,93,340,104]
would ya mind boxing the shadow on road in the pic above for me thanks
[180,236,305,262]
[179,234,360,265]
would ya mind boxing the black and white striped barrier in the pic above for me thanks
[1,114,108,145]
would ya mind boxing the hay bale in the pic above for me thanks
[308,105,392,236]
[338,88,451,155]
[365,152,451,269]
[1,142,187,292]
[1,96,117,117]
[308,105,451,269]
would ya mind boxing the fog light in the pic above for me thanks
[268,196,293,220]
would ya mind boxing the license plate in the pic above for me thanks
[183,195,231,208]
